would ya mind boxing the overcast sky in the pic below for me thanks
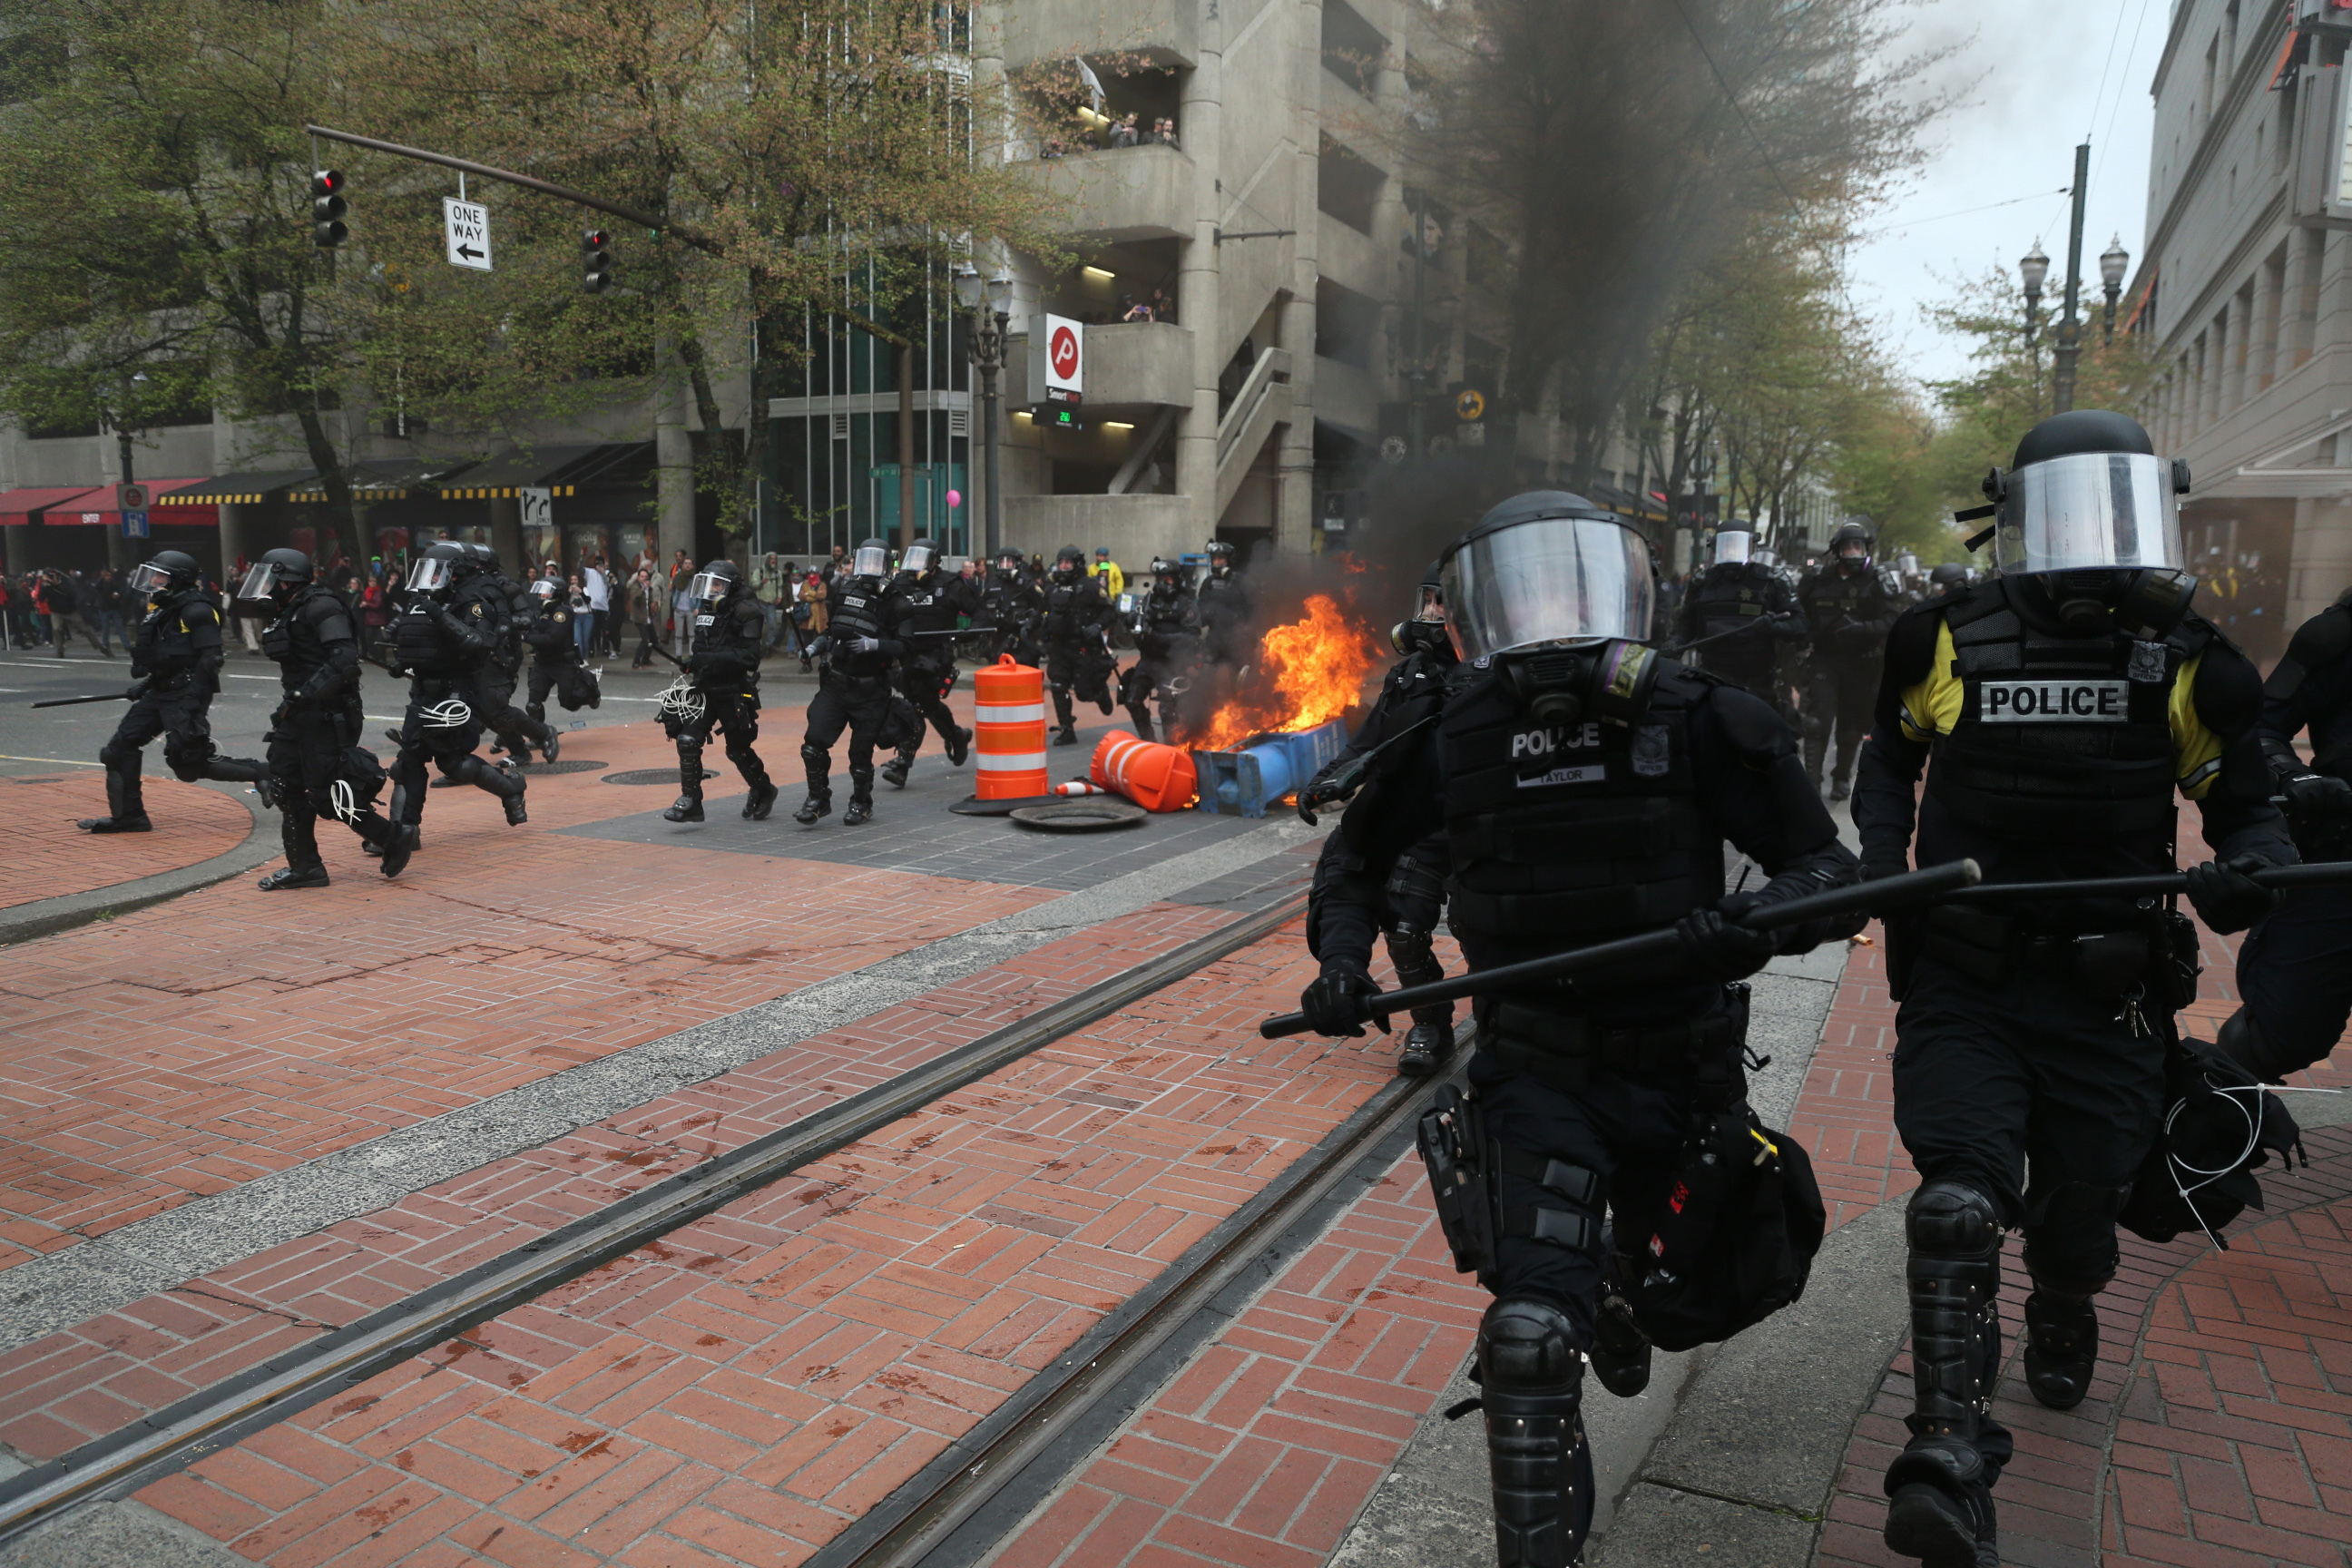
[1845,0,2166,396]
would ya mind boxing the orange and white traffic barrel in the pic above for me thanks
[1092,730,1198,811]
[974,655,1049,799]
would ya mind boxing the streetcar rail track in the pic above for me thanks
[0,888,1315,1549]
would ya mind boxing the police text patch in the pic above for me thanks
[1977,679,2131,722]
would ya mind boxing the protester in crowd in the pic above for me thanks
[626,565,662,668]
[1111,112,1139,147]
[582,554,612,657]
[751,551,789,649]
[794,567,828,655]
[93,568,127,652]
[670,551,697,657]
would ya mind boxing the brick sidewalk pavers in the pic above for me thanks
[122,921,1406,1566]
[0,772,251,910]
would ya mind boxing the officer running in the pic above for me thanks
[658,559,777,823]
[880,536,976,789]
[1854,410,2297,1568]
[240,549,410,887]
[1299,493,1859,1568]
[522,575,602,753]
[1798,517,1901,800]
[386,541,528,836]
[1121,558,1201,743]
[1298,565,1462,1077]
[1196,539,1251,669]
[1671,525,1808,709]
[796,538,908,825]
[470,544,563,768]
[981,547,1044,667]
[2213,580,2352,1083]
[1041,544,1115,746]
[77,549,265,833]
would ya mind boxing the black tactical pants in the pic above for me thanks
[670,689,769,801]
[99,684,262,820]
[2236,886,2352,1076]
[1044,639,1108,732]
[803,673,894,802]
[1802,658,1880,788]
[526,660,598,723]
[1465,1032,1710,1346]
[266,707,393,873]
[392,676,512,827]
[1121,652,1192,742]
[893,655,959,758]
[478,667,554,761]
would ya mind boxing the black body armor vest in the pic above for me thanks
[263,586,354,691]
[1440,656,1722,944]
[1042,573,1096,641]
[828,582,888,642]
[392,597,475,677]
[1690,565,1779,641]
[133,590,219,676]
[890,573,965,637]
[1924,580,2196,841]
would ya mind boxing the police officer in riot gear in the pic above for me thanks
[77,550,265,833]
[659,559,777,823]
[1671,526,1808,707]
[1196,539,1250,668]
[1042,544,1115,745]
[521,576,601,748]
[981,547,1044,666]
[386,541,528,834]
[240,549,410,887]
[1300,566,1462,1076]
[1798,517,1901,799]
[2213,582,2352,1083]
[797,539,909,825]
[880,537,975,788]
[1927,563,1971,594]
[1121,558,1200,743]
[1300,494,1859,1568]
[1853,411,2296,1568]
[469,544,563,768]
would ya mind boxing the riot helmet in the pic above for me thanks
[127,549,201,599]
[466,541,502,573]
[1150,557,1183,592]
[993,548,1024,579]
[1052,544,1085,580]
[1928,562,1969,592]
[851,537,890,580]
[1753,548,1780,568]
[1711,528,1753,567]
[238,548,314,603]
[690,559,742,606]
[904,537,939,576]
[1440,492,1656,661]
[529,576,562,603]
[1390,564,1452,658]
[1983,409,2193,635]
[1828,518,1875,576]
[1207,540,1235,577]
[405,542,472,597]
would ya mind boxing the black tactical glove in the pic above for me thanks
[2186,853,2283,936]
[2282,771,2352,825]
[125,676,152,701]
[1299,960,1387,1037]
[1674,894,1779,983]
[1858,856,1908,883]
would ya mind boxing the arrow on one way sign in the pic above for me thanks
[443,197,493,271]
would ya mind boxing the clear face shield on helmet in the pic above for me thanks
[1442,514,1655,662]
[690,570,733,605]
[237,564,283,602]
[530,578,560,602]
[852,544,889,579]
[1994,451,2185,576]
[904,544,936,575]
[407,556,456,595]
[126,562,175,597]
[1712,531,1752,567]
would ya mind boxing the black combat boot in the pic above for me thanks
[375,823,417,878]
[741,779,779,820]
[844,765,875,826]
[881,746,913,789]
[259,812,329,889]
[946,725,972,766]
[796,742,830,823]
[662,795,705,823]
[793,794,829,824]
[497,761,528,826]
[77,815,152,833]
[1588,1254,1653,1398]
[2021,1288,2099,1410]
[1396,1020,1453,1077]
[1885,1181,2004,1568]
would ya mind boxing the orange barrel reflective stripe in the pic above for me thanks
[974,654,1049,799]
[1091,730,1198,811]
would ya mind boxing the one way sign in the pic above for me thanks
[442,196,492,271]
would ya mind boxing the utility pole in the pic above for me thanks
[2051,141,2091,415]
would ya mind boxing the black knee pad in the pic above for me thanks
[800,742,828,766]
[1479,1294,1589,1395]
[1477,1294,1592,1568]
[98,739,137,769]
[1906,1179,2000,1262]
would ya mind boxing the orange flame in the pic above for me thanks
[1188,593,1380,752]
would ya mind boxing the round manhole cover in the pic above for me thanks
[602,768,718,785]
[1010,799,1147,832]
[515,760,609,776]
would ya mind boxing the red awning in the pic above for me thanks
[55,477,218,528]
[0,485,104,526]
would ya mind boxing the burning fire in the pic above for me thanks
[1189,593,1380,752]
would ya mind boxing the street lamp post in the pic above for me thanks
[2050,141,2092,415]
[956,269,1014,560]
[2101,235,2131,344]
[2020,240,2049,416]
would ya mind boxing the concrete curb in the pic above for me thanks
[0,789,272,948]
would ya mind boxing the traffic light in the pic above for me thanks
[583,229,612,292]
[310,170,348,249]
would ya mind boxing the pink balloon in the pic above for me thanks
[945,489,963,509]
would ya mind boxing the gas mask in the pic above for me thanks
[1498,640,1661,730]
[2031,567,2198,640]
